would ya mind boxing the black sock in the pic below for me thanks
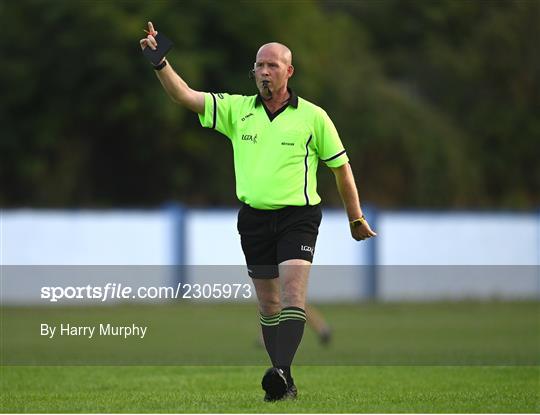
[259,311,280,366]
[276,307,306,385]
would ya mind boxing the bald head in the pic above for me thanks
[256,42,293,66]
[253,42,294,100]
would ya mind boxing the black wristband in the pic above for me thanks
[153,60,167,71]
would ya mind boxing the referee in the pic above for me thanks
[141,22,376,401]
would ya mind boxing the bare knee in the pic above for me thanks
[252,278,281,315]
[282,292,305,309]
[279,260,310,309]
[259,296,281,315]
[281,279,306,308]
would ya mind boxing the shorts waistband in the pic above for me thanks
[240,202,320,215]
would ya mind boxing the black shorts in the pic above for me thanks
[237,203,322,279]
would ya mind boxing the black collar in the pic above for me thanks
[255,88,298,109]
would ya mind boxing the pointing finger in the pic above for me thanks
[148,21,156,36]
[144,29,158,37]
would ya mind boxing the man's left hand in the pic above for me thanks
[350,218,377,241]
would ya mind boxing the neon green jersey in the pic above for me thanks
[198,89,349,210]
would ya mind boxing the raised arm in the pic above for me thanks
[140,22,205,114]
[330,163,377,241]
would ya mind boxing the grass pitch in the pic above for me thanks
[1,366,538,413]
[1,301,539,412]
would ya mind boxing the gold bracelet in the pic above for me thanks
[349,215,366,228]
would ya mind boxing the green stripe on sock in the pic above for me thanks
[260,320,280,326]
[260,312,280,320]
[281,309,305,315]
[260,313,280,319]
[281,308,305,314]
[279,314,306,320]
[280,310,306,319]
[279,316,306,323]
[260,312,280,326]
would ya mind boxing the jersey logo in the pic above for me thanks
[241,134,258,144]
[281,142,294,146]
[241,113,254,122]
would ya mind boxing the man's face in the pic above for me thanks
[254,45,293,98]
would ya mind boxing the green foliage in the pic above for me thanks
[342,0,540,207]
[1,0,537,208]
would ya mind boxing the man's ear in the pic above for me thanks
[287,65,295,78]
